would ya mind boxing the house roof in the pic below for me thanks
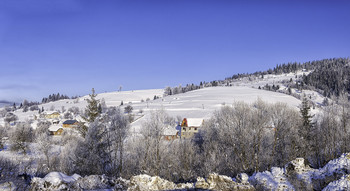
[49,125,63,132]
[163,125,178,136]
[63,120,78,125]
[45,111,60,115]
[186,118,204,127]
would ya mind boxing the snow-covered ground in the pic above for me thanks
[3,86,303,134]
[128,86,302,133]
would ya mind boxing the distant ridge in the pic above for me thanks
[0,100,12,108]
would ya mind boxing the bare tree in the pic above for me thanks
[124,105,133,114]
[36,133,52,172]
[139,109,174,176]
[0,125,6,150]
[105,107,129,176]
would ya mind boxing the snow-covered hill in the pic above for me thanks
[10,86,302,133]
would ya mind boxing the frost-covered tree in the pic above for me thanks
[105,107,129,176]
[4,112,18,124]
[338,93,350,153]
[78,88,100,137]
[36,133,52,172]
[199,102,255,176]
[10,123,33,154]
[83,88,100,123]
[71,120,109,175]
[0,125,6,150]
[34,121,51,137]
[299,94,314,158]
[139,109,174,176]
[124,105,133,114]
[68,106,80,115]
[100,98,108,113]
[65,107,129,176]
[270,102,301,167]
[63,112,73,119]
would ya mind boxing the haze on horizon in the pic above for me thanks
[0,0,349,102]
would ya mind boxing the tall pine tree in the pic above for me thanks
[79,88,100,137]
[300,94,313,129]
[83,88,100,123]
[299,94,314,159]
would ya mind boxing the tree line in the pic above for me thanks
[41,93,71,103]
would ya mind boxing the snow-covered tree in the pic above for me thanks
[139,109,174,176]
[105,107,129,176]
[78,88,100,137]
[83,88,100,123]
[36,133,52,172]
[10,123,33,154]
[4,112,18,124]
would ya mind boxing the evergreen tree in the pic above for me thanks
[300,94,313,129]
[79,88,100,137]
[299,94,314,158]
[83,88,100,123]
[98,103,102,114]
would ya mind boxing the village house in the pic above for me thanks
[62,120,79,128]
[180,118,204,138]
[163,125,179,141]
[45,111,60,119]
[49,125,63,135]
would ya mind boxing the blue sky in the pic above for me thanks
[0,0,349,102]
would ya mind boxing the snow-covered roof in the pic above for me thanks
[186,118,204,127]
[45,111,60,115]
[163,125,178,136]
[49,125,63,132]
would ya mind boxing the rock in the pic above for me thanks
[195,173,254,191]
[285,158,311,174]
[30,172,127,191]
[176,182,194,189]
[236,173,249,184]
[195,177,209,189]
[71,174,110,190]
[30,172,80,190]
[128,174,176,191]
[207,173,236,190]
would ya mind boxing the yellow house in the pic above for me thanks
[180,118,204,139]
[49,125,64,135]
[45,111,60,119]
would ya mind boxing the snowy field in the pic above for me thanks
[3,86,305,134]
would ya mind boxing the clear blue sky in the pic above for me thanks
[0,0,349,102]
